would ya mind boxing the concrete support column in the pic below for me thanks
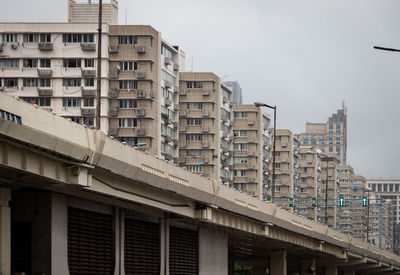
[199,227,228,275]
[0,188,11,275]
[301,259,316,275]
[160,217,169,275]
[325,266,338,275]
[270,250,287,275]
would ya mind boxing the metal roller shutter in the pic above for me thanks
[169,226,198,275]
[68,207,113,275]
[124,218,160,275]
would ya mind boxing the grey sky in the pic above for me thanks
[2,0,400,179]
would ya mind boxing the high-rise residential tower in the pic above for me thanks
[223,81,242,104]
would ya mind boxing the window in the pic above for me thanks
[186,150,202,157]
[39,78,51,87]
[0,59,19,68]
[186,134,202,141]
[84,59,94,68]
[118,118,137,128]
[39,59,51,68]
[63,59,81,68]
[275,186,280,191]
[275,163,281,168]
[234,170,247,177]
[118,35,137,45]
[117,137,138,147]
[83,98,94,107]
[161,70,176,84]
[274,136,281,141]
[62,98,81,107]
[65,116,81,124]
[120,61,137,71]
[186,118,202,125]
[329,146,333,152]
[84,78,94,87]
[21,97,51,106]
[186,102,202,110]
[23,33,51,43]
[233,130,247,137]
[273,151,280,156]
[82,117,94,127]
[234,157,248,163]
[234,143,247,150]
[161,45,175,60]
[63,78,81,87]
[1,33,18,43]
[23,59,38,68]
[4,78,18,88]
[186,81,203,89]
[119,80,138,90]
[23,78,38,87]
[234,112,247,118]
[186,165,202,173]
[119,99,137,109]
[63,33,94,43]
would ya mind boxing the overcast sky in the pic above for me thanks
[2,0,400,179]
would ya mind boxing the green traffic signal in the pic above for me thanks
[311,197,317,207]
[288,197,294,207]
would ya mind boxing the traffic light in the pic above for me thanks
[361,196,368,207]
[311,197,317,207]
[338,197,345,207]
[265,197,272,204]
[288,197,294,207]
[386,241,390,250]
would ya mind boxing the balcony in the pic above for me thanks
[38,42,53,51]
[202,90,210,96]
[38,69,53,78]
[82,89,96,97]
[164,98,172,106]
[109,89,119,98]
[80,43,96,51]
[81,108,95,116]
[108,45,119,53]
[82,69,96,78]
[135,45,146,53]
[37,88,53,97]
[0,43,3,52]
[164,80,172,89]
[173,63,179,71]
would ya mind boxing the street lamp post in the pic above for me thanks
[319,154,336,226]
[255,102,276,203]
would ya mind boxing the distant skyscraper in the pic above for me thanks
[223,81,242,104]
[296,103,347,165]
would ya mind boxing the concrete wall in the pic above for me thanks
[199,227,228,275]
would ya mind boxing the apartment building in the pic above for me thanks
[317,154,340,227]
[1,0,186,160]
[367,179,400,254]
[336,165,355,235]
[297,103,348,165]
[231,104,271,198]
[296,146,321,221]
[178,72,233,184]
[271,129,299,207]
[0,23,111,133]
[351,175,368,240]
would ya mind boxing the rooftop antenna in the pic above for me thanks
[191,55,194,72]
[125,6,127,25]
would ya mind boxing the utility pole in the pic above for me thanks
[96,0,102,130]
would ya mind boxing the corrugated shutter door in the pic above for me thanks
[68,207,113,275]
[169,226,198,275]
[124,218,160,274]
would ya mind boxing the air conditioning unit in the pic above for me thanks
[108,72,119,80]
[180,110,187,117]
[108,128,118,136]
[281,142,288,147]
[180,126,186,132]
[108,108,119,117]
[81,108,95,116]
[173,104,179,111]
[248,120,255,125]
[179,89,187,96]
[80,43,96,51]
[307,159,313,164]
[164,57,172,65]
[173,63,179,71]
[137,129,146,136]
[164,80,172,88]
[38,69,53,78]
[178,157,186,163]
[108,45,119,53]
[37,88,53,97]
[202,110,209,117]
[223,96,228,103]
[11,43,18,50]
[202,142,209,148]
[248,137,255,143]
[109,89,119,98]
[164,98,171,106]
[82,69,96,78]
[82,89,96,97]
[137,90,146,98]
[137,72,146,79]
[135,45,146,53]
[202,89,210,96]
[38,42,53,51]
[136,109,146,117]
[202,127,209,132]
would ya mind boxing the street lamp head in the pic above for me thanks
[254,102,264,107]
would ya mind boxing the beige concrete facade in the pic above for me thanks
[68,0,119,24]
[178,72,233,184]
[232,104,271,198]
[297,104,347,165]
[297,146,321,221]
[271,129,299,207]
